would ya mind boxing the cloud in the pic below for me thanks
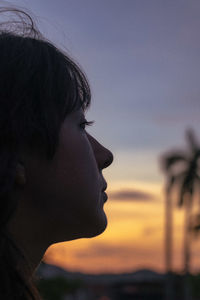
[108,188,156,202]
[107,210,156,222]
[153,111,200,125]
[75,242,160,260]
[142,226,163,237]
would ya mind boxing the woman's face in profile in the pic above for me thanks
[10,107,114,245]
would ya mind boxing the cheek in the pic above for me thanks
[59,133,100,190]
[40,138,100,219]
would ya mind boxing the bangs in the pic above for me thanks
[0,22,92,160]
[53,46,92,120]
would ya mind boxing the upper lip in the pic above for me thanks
[102,183,107,192]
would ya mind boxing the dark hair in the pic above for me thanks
[0,6,91,299]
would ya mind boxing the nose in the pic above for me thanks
[87,133,114,170]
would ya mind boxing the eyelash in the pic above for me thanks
[80,120,95,130]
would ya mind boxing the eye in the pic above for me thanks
[80,120,95,130]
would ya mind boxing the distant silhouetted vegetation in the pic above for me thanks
[36,276,84,300]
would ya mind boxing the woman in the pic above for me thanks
[0,7,114,299]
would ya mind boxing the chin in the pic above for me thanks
[84,213,108,238]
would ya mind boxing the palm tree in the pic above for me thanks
[160,128,200,300]
[160,148,186,300]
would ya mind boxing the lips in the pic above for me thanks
[101,182,107,192]
[103,191,108,202]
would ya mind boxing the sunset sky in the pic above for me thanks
[11,0,200,274]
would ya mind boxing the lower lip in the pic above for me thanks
[102,192,108,202]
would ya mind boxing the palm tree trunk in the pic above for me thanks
[183,194,192,300]
[164,187,174,300]
[165,192,173,272]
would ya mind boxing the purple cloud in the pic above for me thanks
[108,189,155,202]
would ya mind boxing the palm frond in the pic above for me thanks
[189,213,200,236]
[197,149,200,159]
[178,178,188,207]
[166,172,187,202]
[185,128,200,154]
[177,172,196,207]
[160,151,187,173]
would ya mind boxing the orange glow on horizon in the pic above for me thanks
[43,180,200,275]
